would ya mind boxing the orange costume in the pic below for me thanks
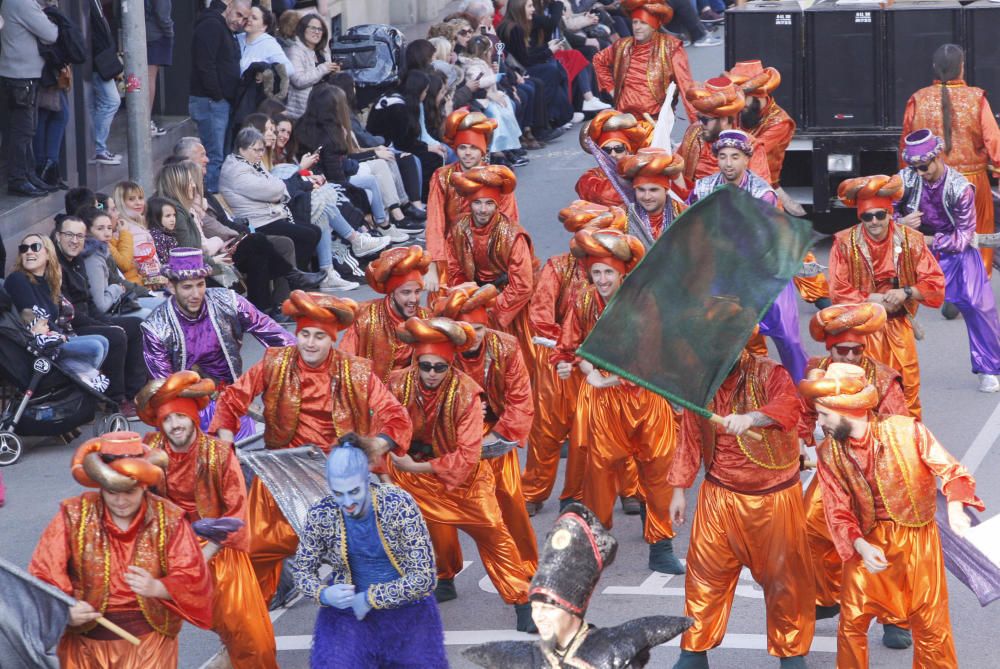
[902,78,1000,273]
[669,352,815,659]
[136,372,277,669]
[829,175,946,419]
[575,110,655,208]
[388,317,533,608]
[30,432,214,668]
[339,246,432,382]
[592,0,696,121]
[209,291,412,605]
[617,147,687,241]
[801,364,984,669]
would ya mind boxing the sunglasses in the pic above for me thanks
[833,344,865,356]
[602,144,627,155]
[696,115,713,125]
[418,361,450,373]
[914,162,933,172]
[860,210,888,222]
[458,29,473,35]
[18,242,43,254]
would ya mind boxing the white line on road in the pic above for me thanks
[961,397,1000,474]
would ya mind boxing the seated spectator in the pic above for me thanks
[238,5,295,76]
[95,190,141,286]
[64,186,96,217]
[531,0,610,115]
[112,181,164,286]
[283,12,339,118]
[20,306,108,390]
[461,35,527,164]
[77,206,152,318]
[146,196,179,264]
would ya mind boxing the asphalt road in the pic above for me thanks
[3,33,1000,669]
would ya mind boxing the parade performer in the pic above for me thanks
[433,283,539,587]
[141,248,295,437]
[445,164,539,363]
[136,371,277,669]
[554,229,684,575]
[293,438,448,669]
[30,432,214,668]
[339,246,432,382]
[386,316,536,631]
[592,0,697,121]
[424,109,518,293]
[901,43,1000,274]
[668,349,815,669]
[575,110,655,208]
[801,362,985,668]
[829,174,946,419]
[209,290,412,606]
[898,129,1000,393]
[678,77,771,185]
[618,147,687,244]
[463,503,693,668]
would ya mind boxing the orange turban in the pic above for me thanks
[580,110,654,154]
[726,60,782,97]
[799,363,878,417]
[136,370,215,428]
[837,174,904,219]
[442,108,497,153]
[396,316,477,360]
[687,77,746,118]
[70,431,168,491]
[558,200,627,233]
[810,303,887,349]
[449,164,517,203]
[282,290,358,338]
[570,229,645,276]
[618,147,685,189]
[433,282,498,325]
[365,245,431,294]
[622,0,674,29]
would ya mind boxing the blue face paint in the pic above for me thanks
[328,473,371,519]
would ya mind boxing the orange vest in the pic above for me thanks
[389,367,482,459]
[832,223,925,317]
[147,432,227,522]
[456,329,519,431]
[908,82,989,174]
[450,212,537,285]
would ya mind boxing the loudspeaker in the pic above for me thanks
[965,0,1000,125]
[805,0,885,129]
[724,1,804,126]
[885,0,963,127]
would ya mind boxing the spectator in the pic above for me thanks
[77,206,151,317]
[283,12,339,118]
[0,0,59,197]
[64,186,96,216]
[462,35,527,164]
[96,190,141,286]
[112,181,164,285]
[238,6,295,76]
[19,306,108,390]
[145,0,174,136]
[405,38,438,73]
[154,160,230,263]
[275,8,301,47]
[146,196,179,264]
[274,112,297,165]
[89,0,122,165]
[447,18,475,57]
[189,0,250,193]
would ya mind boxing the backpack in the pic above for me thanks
[330,24,403,90]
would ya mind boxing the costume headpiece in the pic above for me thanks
[433,282,498,325]
[580,110,654,154]
[798,362,878,417]
[442,108,497,153]
[570,229,645,275]
[712,129,754,157]
[726,60,781,96]
[901,128,944,166]
[136,370,215,427]
[810,303,887,349]
[282,290,358,338]
[621,0,674,29]
[449,164,517,203]
[71,431,168,491]
[558,200,627,233]
[837,174,904,219]
[686,77,746,118]
[617,147,685,189]
[396,316,477,360]
[162,247,212,281]
[365,245,431,294]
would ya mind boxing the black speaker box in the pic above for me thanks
[805,0,885,129]
[965,0,1000,125]
[724,1,804,126]
[885,0,963,127]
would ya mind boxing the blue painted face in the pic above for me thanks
[328,472,371,519]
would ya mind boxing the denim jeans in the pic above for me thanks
[91,73,121,155]
[34,89,70,166]
[60,334,110,378]
[323,202,356,240]
[349,173,386,224]
[189,96,230,192]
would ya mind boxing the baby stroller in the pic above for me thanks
[0,289,128,466]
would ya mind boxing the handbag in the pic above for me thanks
[108,289,142,315]
[94,46,123,81]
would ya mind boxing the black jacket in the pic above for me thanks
[365,96,427,155]
[39,6,86,87]
[55,244,110,329]
[189,5,241,102]
[90,0,116,57]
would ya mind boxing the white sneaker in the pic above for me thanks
[571,112,585,124]
[978,374,1000,393]
[582,97,611,112]
[150,121,167,137]
[691,34,723,48]
[320,268,360,292]
[351,232,391,258]
[378,224,409,243]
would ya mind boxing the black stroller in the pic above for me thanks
[0,288,128,466]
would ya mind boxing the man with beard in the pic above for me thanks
[136,371,277,669]
[293,438,448,669]
[800,363,983,668]
[617,147,688,246]
[462,504,692,668]
[387,316,537,631]
[339,246,431,382]
[575,110,655,208]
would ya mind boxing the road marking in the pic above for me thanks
[197,601,298,669]
[961,397,1000,474]
[603,563,763,599]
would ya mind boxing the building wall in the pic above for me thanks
[330,0,455,29]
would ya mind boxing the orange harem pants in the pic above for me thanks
[864,316,921,420]
[390,459,532,604]
[433,448,539,580]
[838,521,957,668]
[581,384,675,544]
[212,547,278,669]
[247,476,299,606]
[793,252,830,303]
[968,170,994,276]
[58,630,177,668]
[682,479,815,657]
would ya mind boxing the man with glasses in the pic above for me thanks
[897,129,1000,394]
[575,109,654,208]
[829,174,946,419]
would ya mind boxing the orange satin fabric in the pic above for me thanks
[57,631,178,669]
[246,477,299,606]
[838,522,957,669]
[592,35,697,120]
[862,316,921,419]
[679,122,773,184]
[793,253,829,303]
[339,297,421,383]
[741,97,796,187]
[681,480,815,656]
[802,476,841,608]
[969,169,996,275]
[575,167,625,208]
[522,352,583,503]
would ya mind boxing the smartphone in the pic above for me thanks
[480,26,488,35]
[315,145,323,153]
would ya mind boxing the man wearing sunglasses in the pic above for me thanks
[574,109,654,208]
[829,174,946,419]
[897,129,1000,394]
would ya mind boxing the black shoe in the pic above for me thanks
[558,497,580,512]
[514,602,538,633]
[779,658,806,669]
[39,160,69,190]
[434,578,457,603]
[490,152,510,166]
[813,296,832,310]
[535,127,565,142]
[525,500,543,516]
[648,538,685,574]
[8,179,47,197]
[402,203,427,221]
[285,269,326,290]
[882,624,913,649]
[941,302,960,320]
[505,152,529,167]
[672,649,709,669]
[394,217,425,233]
[27,172,58,192]
[620,495,642,515]
[815,603,841,620]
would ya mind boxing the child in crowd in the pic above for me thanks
[146,196,179,264]
[461,35,525,163]
[20,307,110,392]
[112,181,164,286]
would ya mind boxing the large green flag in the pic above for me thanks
[576,185,812,416]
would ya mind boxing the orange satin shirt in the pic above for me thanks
[339,297,421,382]
[527,253,589,342]
[455,330,534,445]
[593,35,697,121]
[742,98,796,187]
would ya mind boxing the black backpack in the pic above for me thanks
[330,24,403,90]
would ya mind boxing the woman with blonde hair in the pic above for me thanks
[112,181,163,285]
[155,160,229,260]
